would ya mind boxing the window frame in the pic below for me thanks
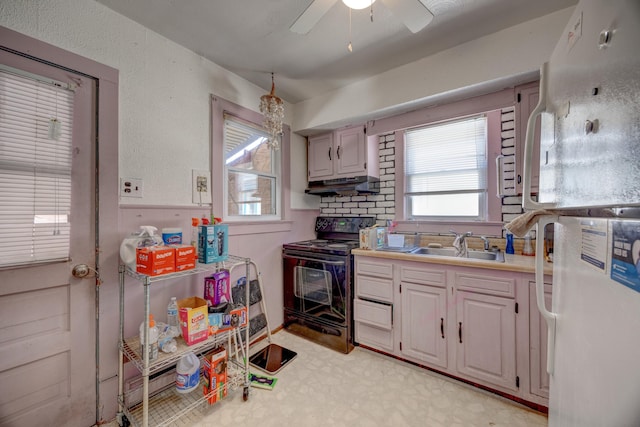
[211,96,291,231]
[404,114,489,222]
[391,100,505,232]
[223,115,280,221]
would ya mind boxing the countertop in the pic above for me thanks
[352,248,553,275]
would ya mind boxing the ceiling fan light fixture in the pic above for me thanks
[342,0,376,10]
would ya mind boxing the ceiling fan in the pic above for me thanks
[290,0,434,35]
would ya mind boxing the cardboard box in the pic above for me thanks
[208,305,247,335]
[136,246,175,276]
[172,244,196,271]
[177,296,209,345]
[198,224,229,264]
[204,269,230,306]
[202,346,227,405]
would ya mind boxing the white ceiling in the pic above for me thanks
[94,0,577,104]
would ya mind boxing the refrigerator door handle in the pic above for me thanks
[536,216,558,375]
[523,62,556,211]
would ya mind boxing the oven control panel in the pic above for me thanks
[315,216,376,233]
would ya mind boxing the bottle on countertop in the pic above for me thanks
[522,233,534,256]
[139,314,159,361]
[505,232,515,255]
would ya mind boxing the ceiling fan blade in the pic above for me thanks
[290,0,339,34]
[381,0,434,33]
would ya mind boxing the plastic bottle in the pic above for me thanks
[176,352,200,394]
[119,225,163,270]
[157,321,180,353]
[522,233,534,256]
[505,232,515,255]
[139,314,159,361]
[167,297,179,330]
[191,217,200,257]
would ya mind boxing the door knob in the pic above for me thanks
[72,264,91,278]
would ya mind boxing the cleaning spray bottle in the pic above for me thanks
[119,226,163,270]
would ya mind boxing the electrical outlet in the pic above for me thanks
[192,169,212,204]
[120,178,143,198]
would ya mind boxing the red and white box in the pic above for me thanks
[202,346,227,405]
[136,246,175,276]
[172,244,196,271]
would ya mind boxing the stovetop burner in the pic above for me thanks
[283,216,376,256]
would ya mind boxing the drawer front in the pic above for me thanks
[355,322,394,352]
[356,259,393,278]
[354,298,392,330]
[356,275,393,303]
[400,266,446,287]
[455,272,515,298]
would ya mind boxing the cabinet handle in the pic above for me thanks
[440,317,444,339]
[336,145,341,159]
[328,147,332,161]
[458,322,462,343]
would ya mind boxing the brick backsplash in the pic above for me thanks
[318,109,534,244]
[319,133,396,222]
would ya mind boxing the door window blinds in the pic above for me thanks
[0,67,74,267]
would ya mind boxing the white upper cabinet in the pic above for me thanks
[308,125,378,181]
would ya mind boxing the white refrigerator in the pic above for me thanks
[521,1,640,426]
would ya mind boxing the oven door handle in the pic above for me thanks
[283,254,346,265]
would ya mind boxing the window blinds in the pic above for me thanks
[0,67,74,267]
[405,116,487,195]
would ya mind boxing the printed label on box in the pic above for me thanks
[136,246,175,276]
[177,296,209,345]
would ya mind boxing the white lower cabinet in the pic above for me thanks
[354,258,394,352]
[354,255,548,408]
[400,282,448,368]
[456,290,517,391]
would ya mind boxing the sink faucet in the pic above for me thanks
[480,236,490,251]
[450,229,472,257]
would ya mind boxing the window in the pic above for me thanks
[223,114,280,220]
[404,115,487,221]
[0,66,74,267]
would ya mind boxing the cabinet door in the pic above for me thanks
[529,281,552,398]
[456,291,517,391]
[400,282,448,369]
[308,133,334,181]
[335,126,366,177]
[515,82,540,194]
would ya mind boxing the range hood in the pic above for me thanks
[305,176,380,196]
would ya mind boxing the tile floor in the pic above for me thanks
[113,330,548,426]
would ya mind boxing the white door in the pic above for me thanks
[0,49,97,426]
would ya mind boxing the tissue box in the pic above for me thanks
[136,246,175,276]
[202,346,227,405]
[198,224,229,264]
[204,270,231,306]
[177,296,209,345]
[173,244,196,271]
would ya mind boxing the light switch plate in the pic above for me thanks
[120,177,143,198]
[192,169,212,204]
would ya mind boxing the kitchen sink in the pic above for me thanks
[410,246,504,262]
